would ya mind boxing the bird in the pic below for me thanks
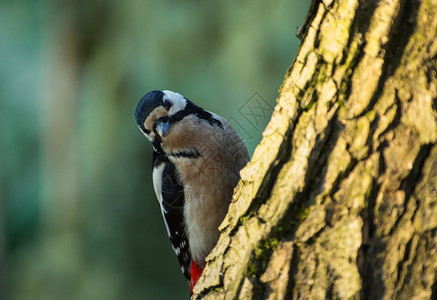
[135,90,250,295]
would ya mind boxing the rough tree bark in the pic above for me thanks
[193,0,437,299]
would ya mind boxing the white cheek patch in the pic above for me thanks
[163,90,187,114]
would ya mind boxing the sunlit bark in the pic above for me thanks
[193,0,437,298]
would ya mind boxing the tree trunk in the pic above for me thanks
[193,0,437,299]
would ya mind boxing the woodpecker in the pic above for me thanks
[135,90,249,294]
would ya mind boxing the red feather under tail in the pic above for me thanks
[189,261,204,295]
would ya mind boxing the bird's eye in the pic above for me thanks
[163,99,173,110]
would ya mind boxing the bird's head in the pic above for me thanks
[135,90,188,143]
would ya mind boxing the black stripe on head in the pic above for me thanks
[170,99,223,128]
[135,90,165,131]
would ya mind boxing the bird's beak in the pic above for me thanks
[156,119,171,137]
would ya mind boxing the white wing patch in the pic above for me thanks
[152,163,171,236]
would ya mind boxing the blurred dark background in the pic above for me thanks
[0,0,310,299]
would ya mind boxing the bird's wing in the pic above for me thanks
[153,152,191,280]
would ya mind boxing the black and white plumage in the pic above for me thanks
[135,90,249,289]
[152,152,191,278]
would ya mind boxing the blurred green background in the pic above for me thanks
[0,0,310,299]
